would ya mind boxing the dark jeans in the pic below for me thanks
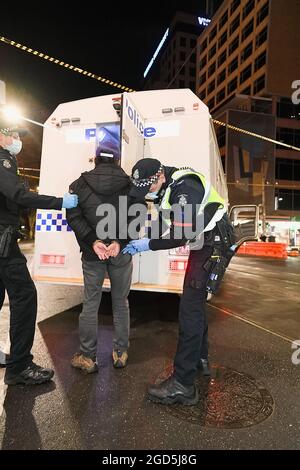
[79,253,133,358]
[0,242,37,375]
[173,245,213,386]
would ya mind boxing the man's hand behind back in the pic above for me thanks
[92,240,120,260]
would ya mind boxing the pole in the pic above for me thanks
[261,159,268,235]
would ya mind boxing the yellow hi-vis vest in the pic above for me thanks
[160,168,226,233]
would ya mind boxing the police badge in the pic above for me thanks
[178,194,188,206]
[133,169,139,180]
[2,160,11,169]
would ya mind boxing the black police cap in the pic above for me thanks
[130,158,164,199]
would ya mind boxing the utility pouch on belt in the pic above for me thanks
[206,248,235,295]
[0,226,16,258]
[205,215,237,295]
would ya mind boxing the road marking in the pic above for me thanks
[209,303,295,344]
[227,267,300,286]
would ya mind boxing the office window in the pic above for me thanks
[275,189,300,211]
[228,77,238,94]
[200,56,207,69]
[189,80,195,91]
[241,42,253,63]
[241,18,254,42]
[240,85,251,95]
[190,66,196,77]
[207,97,215,109]
[208,44,217,60]
[277,128,294,147]
[179,80,185,88]
[257,2,269,26]
[217,87,226,103]
[277,97,300,120]
[240,64,252,84]
[180,37,186,47]
[208,79,215,94]
[199,72,206,86]
[218,50,227,67]
[276,158,300,181]
[208,62,216,77]
[190,53,196,64]
[190,38,196,48]
[199,90,206,100]
[230,0,241,15]
[228,56,238,74]
[243,0,255,20]
[251,98,272,114]
[180,51,185,61]
[229,36,239,56]
[230,15,240,35]
[253,74,265,93]
[200,38,208,53]
[218,31,228,49]
[210,26,217,42]
[217,69,226,86]
[277,128,300,148]
[255,51,267,71]
[219,10,228,30]
[256,26,268,48]
[216,126,226,147]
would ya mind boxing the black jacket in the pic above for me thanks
[66,163,133,261]
[0,147,62,227]
[149,166,221,251]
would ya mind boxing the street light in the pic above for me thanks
[1,105,23,124]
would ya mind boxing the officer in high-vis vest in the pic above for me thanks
[123,158,229,406]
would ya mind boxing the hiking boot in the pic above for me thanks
[71,352,98,373]
[148,376,199,406]
[4,362,54,385]
[112,350,128,369]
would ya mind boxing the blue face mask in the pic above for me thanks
[5,138,22,156]
[145,191,158,201]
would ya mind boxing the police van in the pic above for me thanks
[33,89,257,293]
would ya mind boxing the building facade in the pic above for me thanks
[196,0,300,245]
[142,12,204,92]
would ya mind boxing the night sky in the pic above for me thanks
[1,1,209,171]
[1,1,207,120]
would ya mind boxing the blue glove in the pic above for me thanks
[62,193,78,209]
[122,238,150,255]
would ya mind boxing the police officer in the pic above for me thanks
[123,158,228,405]
[0,122,78,384]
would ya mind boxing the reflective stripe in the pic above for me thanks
[173,221,193,227]
[160,168,225,234]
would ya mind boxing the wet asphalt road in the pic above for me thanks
[0,253,299,450]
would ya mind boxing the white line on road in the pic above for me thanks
[209,303,295,344]
[227,267,300,286]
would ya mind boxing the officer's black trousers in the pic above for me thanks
[0,243,37,375]
[173,245,213,386]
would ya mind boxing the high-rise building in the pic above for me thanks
[196,0,300,245]
[142,12,206,92]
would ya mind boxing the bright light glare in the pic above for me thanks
[2,105,23,123]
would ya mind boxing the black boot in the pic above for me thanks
[198,358,211,376]
[148,376,199,405]
[4,362,54,385]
